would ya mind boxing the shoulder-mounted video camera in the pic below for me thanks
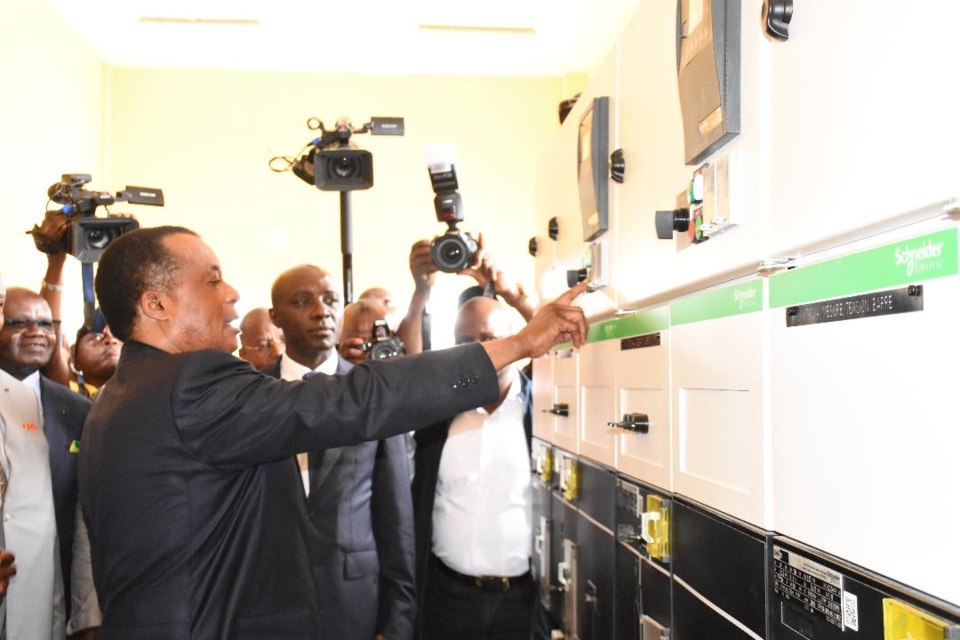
[362,319,405,360]
[426,144,477,273]
[290,117,404,192]
[30,174,164,262]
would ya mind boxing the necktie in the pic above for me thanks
[298,371,317,495]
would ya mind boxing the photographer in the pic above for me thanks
[397,233,536,357]
[338,298,399,365]
[28,209,74,387]
[30,209,130,398]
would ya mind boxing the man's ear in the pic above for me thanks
[139,290,171,321]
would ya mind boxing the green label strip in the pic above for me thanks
[586,307,669,343]
[769,228,958,308]
[670,280,764,326]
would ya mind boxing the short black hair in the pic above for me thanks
[95,226,197,342]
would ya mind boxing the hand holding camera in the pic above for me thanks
[27,174,162,263]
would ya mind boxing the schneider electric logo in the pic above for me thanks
[733,286,758,310]
[894,239,944,277]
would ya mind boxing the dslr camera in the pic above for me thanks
[362,319,405,360]
[426,145,477,273]
[32,174,164,262]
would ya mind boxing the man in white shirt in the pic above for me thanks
[411,295,536,640]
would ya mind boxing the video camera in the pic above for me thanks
[290,117,404,192]
[32,174,164,262]
[361,319,405,360]
[426,144,477,273]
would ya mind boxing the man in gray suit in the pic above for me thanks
[267,264,415,640]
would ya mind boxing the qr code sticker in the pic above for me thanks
[843,591,859,631]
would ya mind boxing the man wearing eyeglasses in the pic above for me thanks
[0,287,99,639]
[237,307,285,371]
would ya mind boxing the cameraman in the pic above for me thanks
[30,210,130,398]
[28,210,74,387]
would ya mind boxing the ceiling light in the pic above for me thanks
[418,24,535,36]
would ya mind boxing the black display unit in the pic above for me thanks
[578,96,610,241]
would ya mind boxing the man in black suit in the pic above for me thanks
[78,226,586,638]
[267,264,415,640]
[0,286,98,637]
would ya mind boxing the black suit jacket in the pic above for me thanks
[39,374,92,613]
[410,370,532,639]
[265,356,416,640]
[79,340,497,639]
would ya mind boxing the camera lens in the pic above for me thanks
[430,232,476,273]
[85,228,112,249]
[441,243,463,263]
[331,156,359,179]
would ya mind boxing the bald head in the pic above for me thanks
[270,264,342,368]
[454,296,513,346]
[238,307,285,370]
[271,265,335,304]
[358,287,396,314]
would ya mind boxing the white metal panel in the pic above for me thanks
[550,42,620,319]
[770,226,960,606]
[531,354,555,442]
[578,339,618,467]
[671,306,770,528]
[552,349,580,453]
[615,0,700,306]
[615,330,672,491]
[615,0,771,307]
[768,2,960,255]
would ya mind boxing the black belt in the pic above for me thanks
[430,554,532,593]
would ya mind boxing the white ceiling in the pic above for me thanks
[50,0,642,77]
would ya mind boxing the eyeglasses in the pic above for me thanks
[2,318,61,333]
[240,338,284,352]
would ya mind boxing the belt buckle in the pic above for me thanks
[474,575,511,592]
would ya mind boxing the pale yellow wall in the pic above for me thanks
[0,2,567,344]
[0,0,104,328]
[106,68,564,344]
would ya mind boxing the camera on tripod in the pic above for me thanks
[33,174,164,262]
[291,117,404,192]
[362,319,405,360]
[426,144,477,273]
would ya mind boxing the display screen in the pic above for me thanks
[577,97,609,241]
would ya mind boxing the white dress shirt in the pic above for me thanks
[279,352,339,495]
[431,368,532,577]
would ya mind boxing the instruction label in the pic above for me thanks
[773,546,845,630]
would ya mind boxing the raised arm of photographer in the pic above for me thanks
[31,210,72,385]
[396,239,438,355]
[460,233,535,321]
[481,281,588,370]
